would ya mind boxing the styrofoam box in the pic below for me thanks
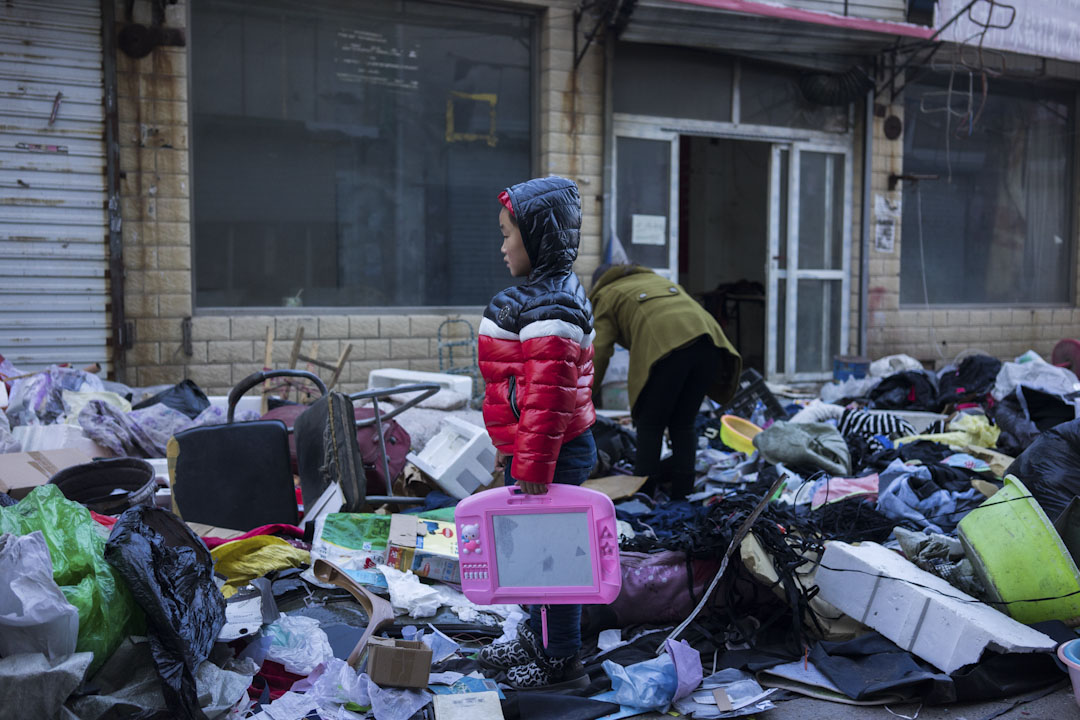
[407,416,495,500]
[207,395,263,416]
[368,368,472,399]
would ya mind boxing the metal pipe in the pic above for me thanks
[858,89,873,357]
[600,34,615,270]
[101,0,129,382]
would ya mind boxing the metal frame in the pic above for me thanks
[613,112,852,381]
[611,120,681,280]
[780,144,853,382]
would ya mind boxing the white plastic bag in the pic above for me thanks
[365,675,431,720]
[262,614,335,675]
[0,409,19,454]
[0,531,79,659]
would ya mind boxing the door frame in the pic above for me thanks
[612,113,853,381]
[610,121,680,280]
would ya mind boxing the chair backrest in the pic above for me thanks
[170,369,325,531]
[171,420,297,530]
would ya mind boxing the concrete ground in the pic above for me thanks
[634,682,1076,719]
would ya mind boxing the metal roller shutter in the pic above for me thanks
[0,0,109,371]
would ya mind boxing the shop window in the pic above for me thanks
[614,43,733,122]
[899,76,1074,305]
[191,1,534,308]
[739,62,849,133]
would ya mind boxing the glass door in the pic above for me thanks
[767,144,851,380]
[612,123,679,280]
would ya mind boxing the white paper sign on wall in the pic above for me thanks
[631,214,666,246]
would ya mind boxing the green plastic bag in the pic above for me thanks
[0,484,143,673]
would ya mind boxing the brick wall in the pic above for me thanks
[115,0,605,394]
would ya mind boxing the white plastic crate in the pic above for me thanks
[407,416,495,500]
[368,368,472,399]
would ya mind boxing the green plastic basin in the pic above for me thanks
[959,475,1080,624]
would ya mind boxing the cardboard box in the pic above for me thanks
[305,513,394,589]
[387,514,460,583]
[0,448,93,499]
[364,637,432,689]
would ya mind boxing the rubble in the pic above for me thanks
[2,351,1080,719]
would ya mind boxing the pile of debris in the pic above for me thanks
[2,348,1080,720]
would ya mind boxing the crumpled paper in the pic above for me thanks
[377,565,519,627]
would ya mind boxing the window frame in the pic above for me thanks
[187,0,541,315]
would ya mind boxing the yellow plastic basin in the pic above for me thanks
[720,415,762,456]
[958,475,1080,624]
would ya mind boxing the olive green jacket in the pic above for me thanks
[589,265,742,410]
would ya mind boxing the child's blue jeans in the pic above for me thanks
[505,429,597,659]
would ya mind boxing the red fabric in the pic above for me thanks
[498,190,514,216]
[199,523,305,549]
[90,511,117,529]
[248,660,305,702]
[479,332,595,485]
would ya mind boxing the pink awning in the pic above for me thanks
[668,0,937,40]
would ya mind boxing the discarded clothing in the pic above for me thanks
[753,421,851,476]
[79,400,260,458]
[789,399,845,424]
[993,356,1080,401]
[61,390,131,425]
[870,354,925,378]
[131,379,211,419]
[7,365,104,426]
[809,475,879,510]
[210,536,310,598]
[868,371,938,412]
[894,526,984,597]
[819,376,881,405]
[876,459,983,534]
[897,413,1001,450]
[199,523,305,550]
[936,354,1002,408]
[809,632,955,703]
[838,408,916,445]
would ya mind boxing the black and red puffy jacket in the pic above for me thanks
[479,177,596,485]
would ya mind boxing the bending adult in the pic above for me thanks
[590,264,742,499]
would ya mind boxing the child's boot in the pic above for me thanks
[478,622,540,671]
[505,650,589,691]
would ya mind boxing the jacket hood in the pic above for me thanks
[589,264,653,296]
[504,176,580,277]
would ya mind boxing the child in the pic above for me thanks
[476,176,597,690]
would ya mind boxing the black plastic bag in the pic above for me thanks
[869,371,939,412]
[132,379,210,419]
[104,506,226,720]
[1006,417,1080,522]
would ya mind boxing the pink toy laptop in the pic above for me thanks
[454,484,621,607]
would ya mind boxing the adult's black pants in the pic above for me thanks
[632,335,725,499]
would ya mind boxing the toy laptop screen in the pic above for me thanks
[492,511,594,587]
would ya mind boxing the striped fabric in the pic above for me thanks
[838,408,917,453]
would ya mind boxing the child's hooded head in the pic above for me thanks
[498,176,581,278]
